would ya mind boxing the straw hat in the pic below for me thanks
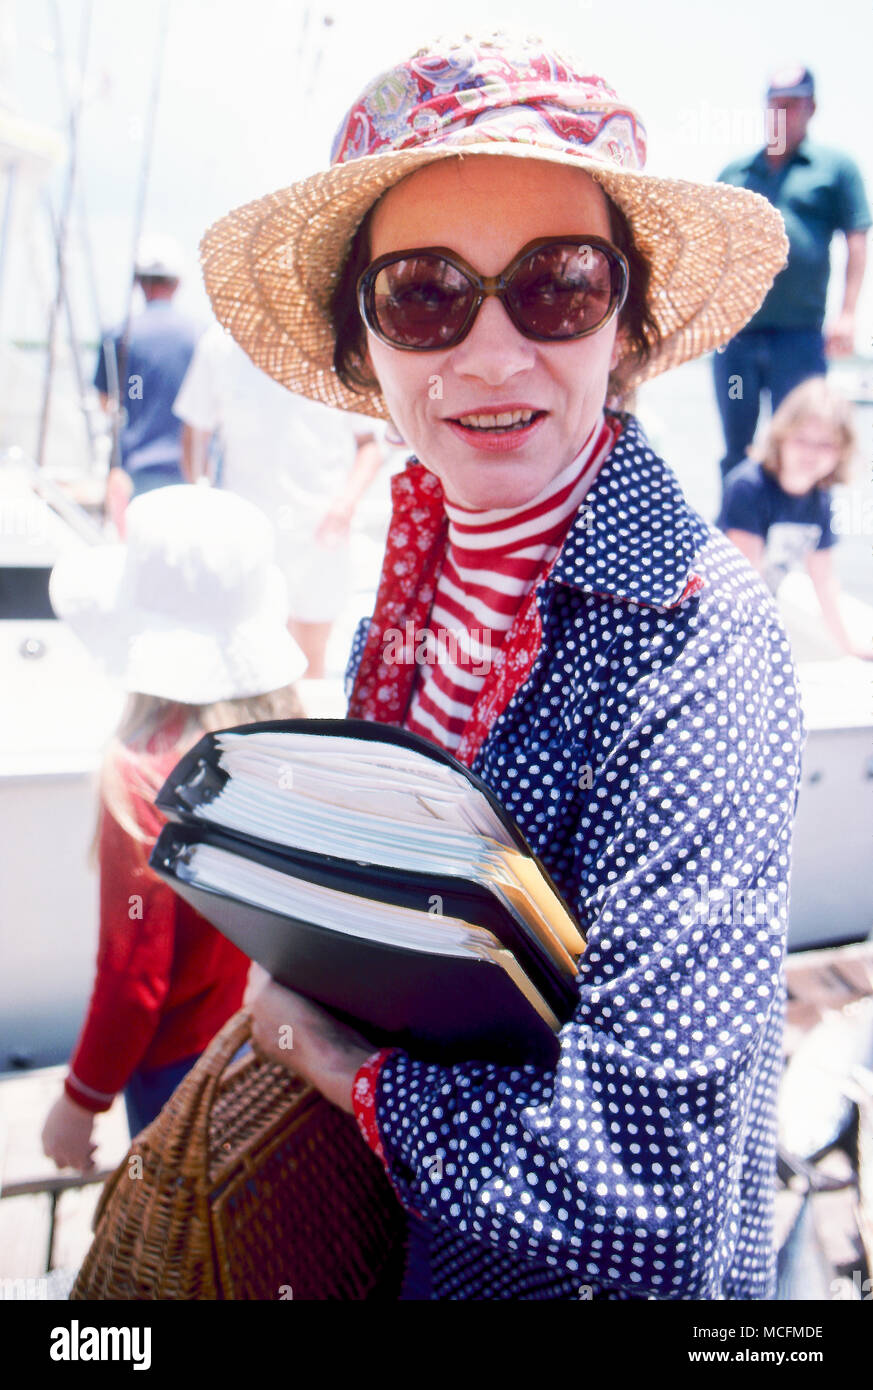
[49,486,307,704]
[200,33,789,421]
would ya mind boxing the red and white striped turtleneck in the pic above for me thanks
[404,412,617,752]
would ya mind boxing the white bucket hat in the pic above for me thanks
[135,234,185,281]
[49,486,307,703]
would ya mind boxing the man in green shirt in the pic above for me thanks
[713,66,869,483]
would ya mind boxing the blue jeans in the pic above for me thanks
[128,463,186,499]
[712,328,827,483]
[124,1052,202,1137]
[123,1042,251,1137]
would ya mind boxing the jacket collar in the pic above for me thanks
[393,411,707,613]
[547,412,708,609]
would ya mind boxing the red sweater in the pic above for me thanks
[65,740,248,1113]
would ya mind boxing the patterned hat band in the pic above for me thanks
[332,85,647,173]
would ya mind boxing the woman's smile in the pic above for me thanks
[444,402,549,452]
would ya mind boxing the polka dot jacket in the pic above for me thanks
[343,411,805,1300]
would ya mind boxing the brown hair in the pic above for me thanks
[329,179,661,408]
[755,377,855,488]
[92,685,305,863]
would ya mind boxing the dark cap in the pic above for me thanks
[766,65,815,100]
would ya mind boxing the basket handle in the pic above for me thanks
[151,1008,259,1182]
[88,1008,281,1229]
[202,1006,255,1069]
[183,1006,256,1118]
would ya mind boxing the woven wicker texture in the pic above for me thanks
[70,1011,407,1301]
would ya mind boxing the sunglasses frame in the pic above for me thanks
[356,235,630,352]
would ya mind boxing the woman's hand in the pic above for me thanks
[42,1093,98,1173]
[247,965,374,1114]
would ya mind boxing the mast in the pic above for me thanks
[109,0,171,473]
[34,0,93,471]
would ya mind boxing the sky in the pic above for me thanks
[3,0,873,342]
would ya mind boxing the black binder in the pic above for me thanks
[150,719,585,1067]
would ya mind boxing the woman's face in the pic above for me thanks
[778,416,841,495]
[366,157,622,509]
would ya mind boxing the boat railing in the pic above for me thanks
[0,1165,114,1276]
[1,445,107,548]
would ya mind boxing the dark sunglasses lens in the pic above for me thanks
[507,244,617,339]
[370,254,475,348]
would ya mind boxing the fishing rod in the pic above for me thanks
[108,0,172,475]
[34,0,93,471]
[42,186,97,461]
[46,0,108,420]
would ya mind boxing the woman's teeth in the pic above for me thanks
[457,409,537,432]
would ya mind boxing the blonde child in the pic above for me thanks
[718,377,871,659]
[41,486,306,1170]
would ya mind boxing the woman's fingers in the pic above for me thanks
[243,960,271,1008]
[249,977,301,1068]
[41,1094,98,1172]
[248,980,372,1093]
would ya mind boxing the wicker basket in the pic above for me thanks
[70,1010,407,1300]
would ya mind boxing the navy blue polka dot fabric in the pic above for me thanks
[345,414,804,1300]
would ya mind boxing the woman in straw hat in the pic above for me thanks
[41,486,306,1171]
[212,34,803,1299]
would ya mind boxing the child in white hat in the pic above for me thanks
[41,486,306,1168]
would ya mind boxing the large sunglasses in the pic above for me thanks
[356,235,629,352]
